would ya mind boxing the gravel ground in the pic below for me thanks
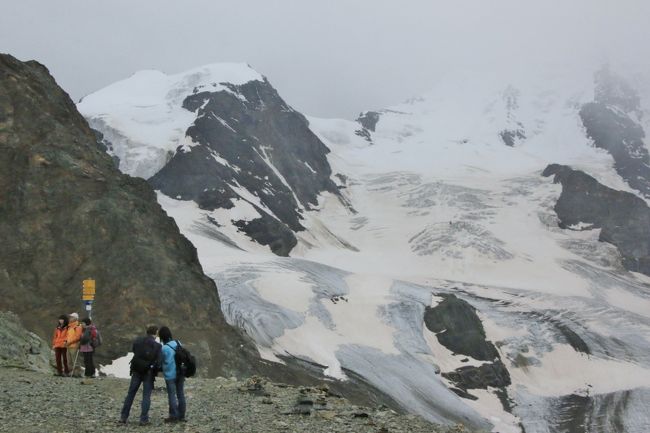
[0,368,478,433]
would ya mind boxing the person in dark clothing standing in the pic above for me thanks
[159,326,186,423]
[119,326,161,426]
[79,317,98,379]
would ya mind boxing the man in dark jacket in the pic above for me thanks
[119,326,162,426]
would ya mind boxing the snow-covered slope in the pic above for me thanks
[80,64,650,433]
[80,63,263,179]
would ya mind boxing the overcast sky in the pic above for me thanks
[2,0,649,118]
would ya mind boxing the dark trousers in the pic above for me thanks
[165,376,186,420]
[82,351,95,377]
[120,371,155,423]
[54,348,69,375]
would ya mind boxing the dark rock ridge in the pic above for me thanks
[579,67,650,197]
[424,294,499,361]
[357,111,381,132]
[148,78,340,256]
[355,111,381,142]
[543,163,650,276]
[0,53,260,376]
[424,294,511,401]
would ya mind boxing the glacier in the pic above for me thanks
[79,63,650,433]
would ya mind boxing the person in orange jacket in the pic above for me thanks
[65,312,83,377]
[52,315,70,376]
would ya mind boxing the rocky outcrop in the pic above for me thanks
[579,67,650,197]
[424,294,511,399]
[543,164,650,276]
[424,294,499,361]
[0,53,259,375]
[355,111,381,142]
[0,312,50,372]
[499,128,525,147]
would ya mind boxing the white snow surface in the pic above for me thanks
[78,63,263,178]
[85,65,650,432]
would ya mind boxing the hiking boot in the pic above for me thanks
[117,419,127,425]
[139,420,151,426]
[163,417,178,423]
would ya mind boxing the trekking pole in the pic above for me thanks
[71,349,80,377]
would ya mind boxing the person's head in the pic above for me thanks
[58,314,68,327]
[82,317,91,326]
[158,326,172,344]
[146,326,158,337]
[69,312,79,323]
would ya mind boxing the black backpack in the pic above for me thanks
[130,336,160,375]
[80,328,91,345]
[167,340,196,378]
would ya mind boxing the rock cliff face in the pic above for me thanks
[355,111,381,142]
[579,67,650,197]
[543,164,650,275]
[80,67,340,256]
[0,311,50,372]
[0,54,258,375]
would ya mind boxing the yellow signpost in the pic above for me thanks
[82,279,96,318]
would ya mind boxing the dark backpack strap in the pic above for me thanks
[166,340,182,351]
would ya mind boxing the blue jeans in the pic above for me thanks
[165,376,186,420]
[120,371,155,422]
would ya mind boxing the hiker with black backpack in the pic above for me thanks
[79,317,100,379]
[159,326,189,423]
[119,326,161,426]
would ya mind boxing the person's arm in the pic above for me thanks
[52,329,57,347]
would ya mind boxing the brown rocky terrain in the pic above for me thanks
[0,368,478,433]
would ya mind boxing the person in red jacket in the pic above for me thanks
[51,315,69,376]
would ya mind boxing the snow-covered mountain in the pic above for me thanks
[80,64,341,256]
[79,64,650,432]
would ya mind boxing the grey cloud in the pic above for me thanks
[1,0,649,118]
